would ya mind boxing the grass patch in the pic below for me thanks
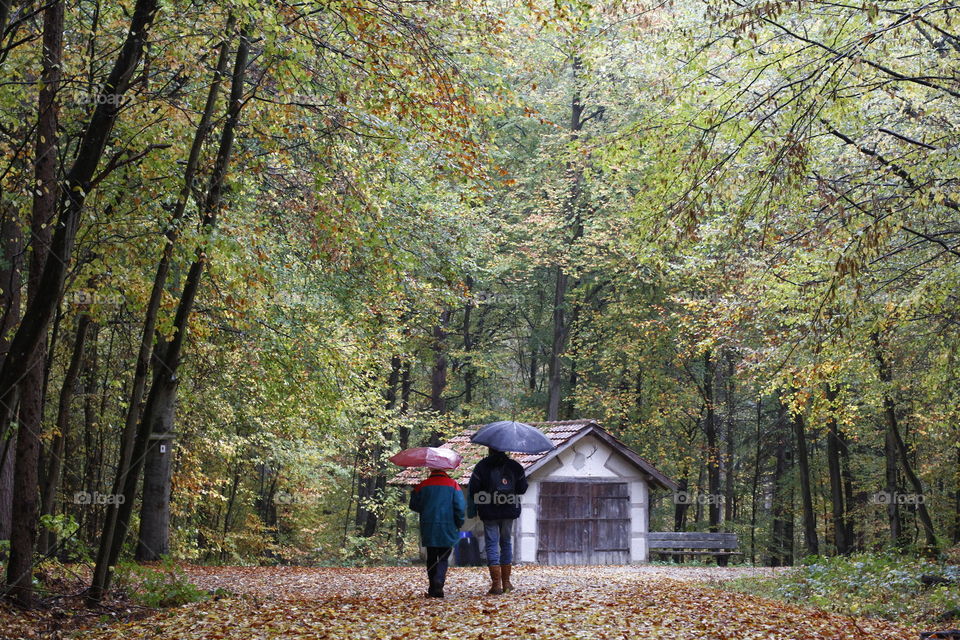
[723,552,960,627]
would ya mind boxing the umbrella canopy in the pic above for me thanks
[470,420,555,454]
[388,446,463,470]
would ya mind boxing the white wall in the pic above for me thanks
[515,434,651,564]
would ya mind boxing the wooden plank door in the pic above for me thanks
[537,481,630,565]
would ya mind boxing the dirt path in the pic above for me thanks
[74,565,918,639]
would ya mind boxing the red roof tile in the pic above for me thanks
[388,419,674,490]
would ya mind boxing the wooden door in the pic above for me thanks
[536,481,630,565]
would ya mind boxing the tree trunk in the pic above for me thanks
[427,310,450,444]
[839,430,857,550]
[871,332,938,553]
[136,29,249,562]
[0,203,21,543]
[395,360,410,553]
[5,0,62,605]
[770,404,794,566]
[462,279,475,411]
[790,395,818,556]
[749,396,762,564]
[824,384,849,555]
[38,315,91,554]
[723,359,735,526]
[546,55,585,421]
[703,351,721,533]
[88,17,235,603]
[80,324,100,543]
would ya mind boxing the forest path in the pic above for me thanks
[77,565,918,639]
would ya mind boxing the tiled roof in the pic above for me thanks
[388,419,674,489]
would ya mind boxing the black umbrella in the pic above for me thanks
[470,420,555,454]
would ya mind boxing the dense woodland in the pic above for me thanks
[0,0,956,609]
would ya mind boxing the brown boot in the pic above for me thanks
[487,565,503,595]
[501,564,514,592]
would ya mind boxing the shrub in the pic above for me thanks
[725,552,960,626]
[113,556,210,607]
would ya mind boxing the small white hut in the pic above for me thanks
[391,419,676,565]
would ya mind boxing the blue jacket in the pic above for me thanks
[410,470,466,548]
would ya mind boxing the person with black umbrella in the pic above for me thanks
[468,421,553,595]
[468,447,527,595]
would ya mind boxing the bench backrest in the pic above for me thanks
[647,532,739,550]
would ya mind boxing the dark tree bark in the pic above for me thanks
[839,430,857,550]
[871,332,938,553]
[136,29,250,562]
[546,55,585,421]
[88,17,235,603]
[954,439,960,544]
[0,203,22,542]
[824,384,850,554]
[703,351,721,534]
[462,278,475,410]
[884,410,904,547]
[5,0,61,605]
[791,400,818,556]
[395,360,410,552]
[427,310,450,445]
[80,323,100,543]
[769,403,794,566]
[749,397,763,564]
[38,315,91,554]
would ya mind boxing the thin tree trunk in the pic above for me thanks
[462,279,475,411]
[770,403,794,566]
[88,18,235,603]
[395,360,410,553]
[703,351,721,533]
[749,396,762,564]
[839,430,857,550]
[427,310,450,444]
[38,315,91,554]
[824,384,849,554]
[871,332,938,553]
[791,401,818,556]
[723,357,736,529]
[136,29,250,562]
[546,55,585,421]
[80,324,100,543]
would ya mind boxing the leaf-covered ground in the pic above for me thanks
[67,565,922,639]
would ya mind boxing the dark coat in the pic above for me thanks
[410,470,466,548]
[467,452,528,521]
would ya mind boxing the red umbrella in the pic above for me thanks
[389,447,462,470]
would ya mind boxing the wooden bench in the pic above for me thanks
[647,532,741,562]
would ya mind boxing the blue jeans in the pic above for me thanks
[483,519,514,565]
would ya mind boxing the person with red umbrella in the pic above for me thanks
[391,447,466,598]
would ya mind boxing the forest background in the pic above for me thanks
[0,0,957,608]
